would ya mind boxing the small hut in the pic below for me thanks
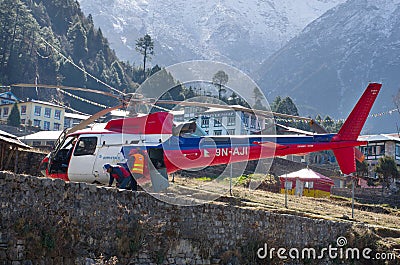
[279,168,334,198]
[0,129,31,172]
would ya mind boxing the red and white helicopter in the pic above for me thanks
[14,82,381,191]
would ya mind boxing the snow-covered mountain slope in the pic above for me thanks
[257,0,400,133]
[77,0,345,71]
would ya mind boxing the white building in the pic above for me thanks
[183,105,266,135]
[358,134,400,171]
[64,112,91,129]
[0,99,65,131]
[18,130,63,148]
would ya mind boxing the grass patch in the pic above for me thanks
[195,176,216,181]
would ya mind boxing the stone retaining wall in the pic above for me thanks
[0,172,388,265]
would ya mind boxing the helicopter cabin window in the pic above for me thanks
[74,137,97,156]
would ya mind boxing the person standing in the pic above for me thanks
[129,147,145,180]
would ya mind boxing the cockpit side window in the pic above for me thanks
[73,137,97,156]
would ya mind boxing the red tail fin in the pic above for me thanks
[336,83,381,141]
[333,148,355,175]
[333,83,381,174]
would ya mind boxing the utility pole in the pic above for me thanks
[351,174,355,219]
[285,173,288,208]
[229,163,233,196]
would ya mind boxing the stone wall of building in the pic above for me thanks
[0,172,391,265]
[5,149,46,176]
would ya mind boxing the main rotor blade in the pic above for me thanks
[152,100,313,121]
[12,83,121,99]
[309,119,329,133]
[67,104,124,134]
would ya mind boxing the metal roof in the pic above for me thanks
[0,130,31,149]
[18,130,63,141]
[358,133,400,142]
[64,112,91,120]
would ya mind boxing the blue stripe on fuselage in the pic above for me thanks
[161,134,336,151]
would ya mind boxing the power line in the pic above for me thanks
[58,89,108,108]
[40,37,124,96]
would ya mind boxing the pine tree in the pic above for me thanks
[375,156,399,190]
[7,103,21,127]
[212,70,229,100]
[135,34,154,80]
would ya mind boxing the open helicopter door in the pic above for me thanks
[67,135,99,183]
[147,147,169,192]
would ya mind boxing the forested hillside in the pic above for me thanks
[0,0,146,113]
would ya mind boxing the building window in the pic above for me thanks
[243,114,248,127]
[214,130,222,135]
[227,116,236,126]
[53,123,61,131]
[32,141,41,146]
[214,117,222,127]
[20,105,26,115]
[34,106,41,116]
[21,119,25,124]
[46,141,55,146]
[3,107,9,117]
[43,121,50,130]
[360,143,385,160]
[55,110,61,120]
[284,181,292,189]
[0,108,2,116]
[64,119,71,129]
[304,181,314,188]
[74,137,97,156]
[227,129,235,135]
[396,144,400,160]
[201,118,209,128]
[33,119,41,128]
[250,116,256,129]
[44,108,51,118]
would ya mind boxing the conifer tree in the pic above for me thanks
[7,103,21,127]
[135,34,154,80]
[212,70,229,100]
